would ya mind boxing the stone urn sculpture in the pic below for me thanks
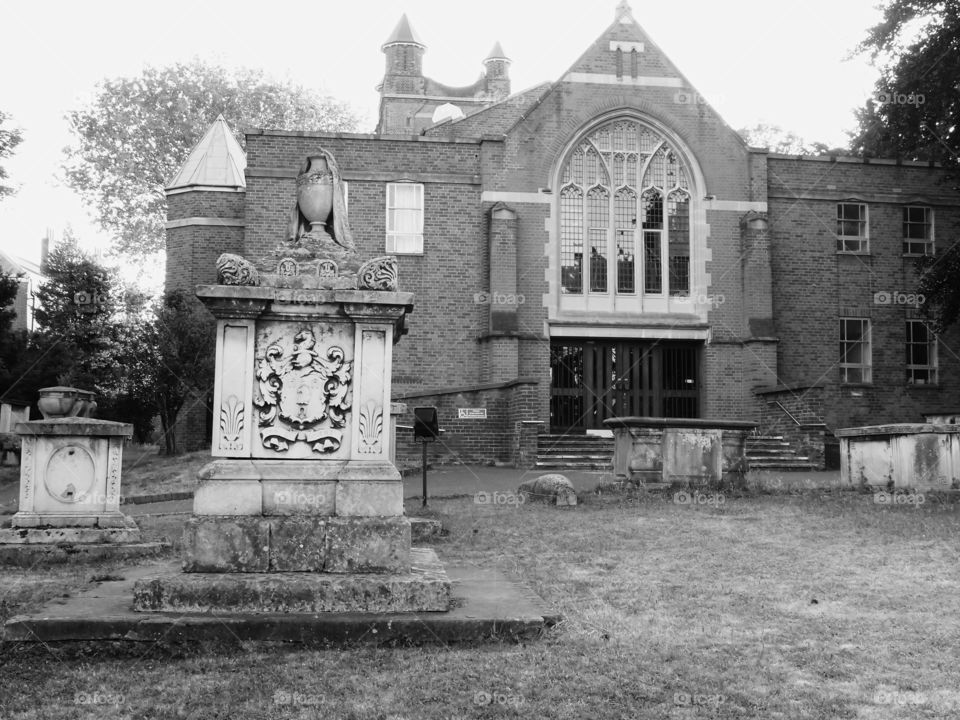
[296,155,335,242]
[37,387,97,419]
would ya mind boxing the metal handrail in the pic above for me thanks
[774,401,802,426]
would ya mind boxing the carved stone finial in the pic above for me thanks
[216,253,261,286]
[358,256,399,291]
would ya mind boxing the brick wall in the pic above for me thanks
[393,379,540,467]
[768,157,960,432]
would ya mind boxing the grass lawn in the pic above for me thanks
[2,486,959,719]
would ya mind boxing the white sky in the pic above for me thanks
[0,0,884,289]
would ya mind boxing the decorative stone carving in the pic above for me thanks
[44,445,96,502]
[20,437,33,505]
[358,256,399,291]
[358,401,384,453]
[217,253,261,286]
[288,149,355,252]
[220,395,245,451]
[254,330,353,453]
[277,258,298,278]
[106,441,121,507]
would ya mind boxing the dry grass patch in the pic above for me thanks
[1,491,959,718]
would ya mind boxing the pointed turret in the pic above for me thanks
[483,41,511,100]
[484,41,509,64]
[382,14,425,49]
[381,14,426,82]
[166,115,246,191]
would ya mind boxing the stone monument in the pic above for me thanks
[0,387,147,557]
[134,148,450,613]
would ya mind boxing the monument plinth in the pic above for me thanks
[0,388,167,563]
[133,147,451,614]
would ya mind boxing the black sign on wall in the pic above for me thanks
[413,406,440,442]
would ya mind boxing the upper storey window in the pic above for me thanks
[559,120,692,300]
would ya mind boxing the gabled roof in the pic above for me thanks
[383,14,425,49]
[423,82,554,137]
[166,115,246,192]
[0,249,41,279]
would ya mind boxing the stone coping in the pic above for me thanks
[395,376,539,400]
[603,416,758,431]
[15,417,133,437]
[196,284,414,307]
[835,423,960,438]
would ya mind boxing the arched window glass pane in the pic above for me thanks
[626,154,638,188]
[560,185,584,294]
[588,186,609,292]
[641,189,663,294]
[641,189,662,229]
[668,190,690,296]
[613,153,625,187]
[645,148,667,190]
[615,188,637,294]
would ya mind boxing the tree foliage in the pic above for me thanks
[0,273,27,395]
[32,231,118,390]
[149,290,216,455]
[851,1,960,331]
[0,110,24,200]
[850,0,960,161]
[737,124,840,155]
[63,60,360,259]
[916,246,960,334]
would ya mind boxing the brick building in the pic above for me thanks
[165,2,960,466]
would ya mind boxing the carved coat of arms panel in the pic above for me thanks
[251,321,355,459]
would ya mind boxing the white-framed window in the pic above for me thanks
[906,319,938,384]
[840,317,872,383]
[903,206,934,256]
[837,203,868,253]
[386,183,424,254]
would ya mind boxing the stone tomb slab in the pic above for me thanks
[3,553,558,649]
[134,548,449,614]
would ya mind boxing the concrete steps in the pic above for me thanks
[746,435,819,470]
[535,434,613,471]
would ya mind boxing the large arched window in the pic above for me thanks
[559,119,692,301]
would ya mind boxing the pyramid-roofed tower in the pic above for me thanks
[382,13,425,48]
[166,115,246,192]
[484,41,509,63]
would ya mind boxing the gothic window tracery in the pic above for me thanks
[559,119,692,299]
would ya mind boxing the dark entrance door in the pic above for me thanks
[549,339,701,432]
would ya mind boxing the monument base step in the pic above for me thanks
[134,548,451,613]
[4,556,558,651]
[0,525,142,545]
[182,515,411,573]
[0,541,169,566]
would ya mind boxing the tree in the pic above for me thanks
[0,111,24,200]
[32,230,119,391]
[850,1,960,162]
[63,60,360,259]
[149,291,216,455]
[737,124,839,155]
[851,1,960,330]
[0,273,27,397]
